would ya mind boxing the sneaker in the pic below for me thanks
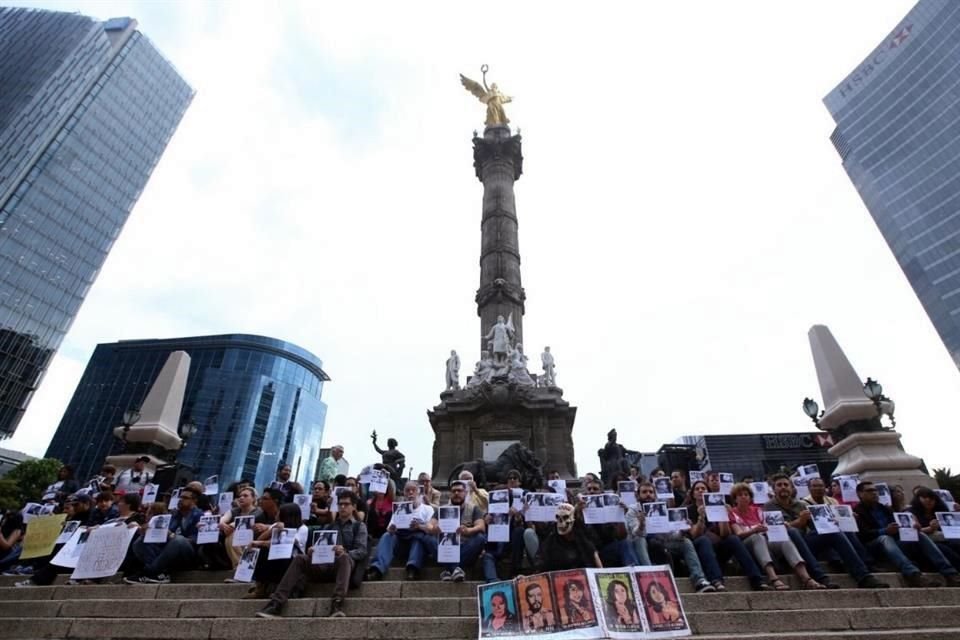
[123,574,152,585]
[904,573,939,588]
[451,567,466,583]
[364,567,383,582]
[329,597,346,618]
[710,580,727,592]
[694,579,716,593]
[12,566,33,576]
[13,579,34,588]
[858,575,890,589]
[143,573,171,584]
[440,570,453,582]
[405,566,419,581]
[255,603,282,619]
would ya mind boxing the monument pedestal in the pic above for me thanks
[829,431,934,488]
[429,380,577,487]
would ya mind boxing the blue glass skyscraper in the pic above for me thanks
[45,334,330,489]
[0,9,192,437]
[825,0,960,367]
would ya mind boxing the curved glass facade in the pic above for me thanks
[825,0,960,366]
[0,9,193,437]
[44,334,329,489]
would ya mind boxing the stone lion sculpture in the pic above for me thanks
[448,442,545,491]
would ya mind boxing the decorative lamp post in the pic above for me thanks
[119,407,141,451]
[175,419,197,462]
[863,377,896,429]
[802,397,820,428]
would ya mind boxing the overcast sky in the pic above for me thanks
[9,0,957,481]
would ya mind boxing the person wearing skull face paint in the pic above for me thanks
[540,503,602,571]
[626,481,717,593]
[577,479,640,568]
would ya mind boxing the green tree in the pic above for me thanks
[3,458,63,507]
[933,468,960,497]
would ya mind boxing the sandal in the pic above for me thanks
[770,578,790,591]
[803,578,827,590]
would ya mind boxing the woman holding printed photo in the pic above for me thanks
[910,488,960,568]
[728,483,825,590]
[246,503,308,599]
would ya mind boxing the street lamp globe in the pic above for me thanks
[122,408,140,427]
[863,377,883,401]
[802,398,820,420]
[179,419,197,442]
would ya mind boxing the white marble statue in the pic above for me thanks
[484,314,515,366]
[445,350,460,390]
[508,343,535,386]
[541,346,556,387]
[467,350,494,387]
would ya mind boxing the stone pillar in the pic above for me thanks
[807,325,934,488]
[105,350,190,472]
[473,125,525,351]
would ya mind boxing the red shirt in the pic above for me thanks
[729,504,763,528]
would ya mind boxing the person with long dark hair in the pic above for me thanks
[644,580,681,626]
[562,579,594,624]
[603,578,640,627]
[910,487,960,568]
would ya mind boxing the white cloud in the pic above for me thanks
[12,1,959,483]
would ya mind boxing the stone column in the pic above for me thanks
[473,124,526,352]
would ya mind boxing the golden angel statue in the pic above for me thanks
[460,65,512,126]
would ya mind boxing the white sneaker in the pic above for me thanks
[451,567,466,582]
[14,579,34,588]
[440,570,453,582]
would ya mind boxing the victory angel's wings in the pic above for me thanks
[460,74,489,101]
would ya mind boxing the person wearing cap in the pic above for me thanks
[115,456,153,492]
[318,446,347,484]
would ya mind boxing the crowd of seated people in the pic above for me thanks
[6,456,960,621]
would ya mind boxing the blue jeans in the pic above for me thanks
[598,539,639,568]
[481,525,530,581]
[371,529,432,573]
[715,535,764,586]
[424,533,486,572]
[653,536,706,586]
[786,527,828,583]
[693,536,723,583]
[632,537,652,566]
[867,534,958,577]
[132,535,197,575]
[804,530,869,582]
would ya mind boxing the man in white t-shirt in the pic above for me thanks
[364,480,436,581]
[115,456,153,492]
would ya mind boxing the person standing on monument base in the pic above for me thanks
[763,473,884,589]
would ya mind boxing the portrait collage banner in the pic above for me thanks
[477,565,691,639]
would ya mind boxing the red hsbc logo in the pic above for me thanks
[890,24,912,48]
[815,434,835,448]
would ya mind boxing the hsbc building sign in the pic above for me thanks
[836,24,913,100]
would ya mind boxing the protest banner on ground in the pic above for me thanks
[20,513,67,560]
[477,565,691,639]
[71,524,137,580]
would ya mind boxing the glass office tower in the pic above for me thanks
[0,9,193,436]
[825,0,960,367]
[45,334,330,489]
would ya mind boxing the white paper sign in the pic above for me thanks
[438,505,460,534]
[267,527,297,560]
[218,492,234,515]
[703,493,728,522]
[293,494,311,520]
[204,476,219,496]
[232,515,255,547]
[837,475,860,503]
[808,504,840,534]
[618,481,637,506]
[141,484,159,506]
[50,527,87,568]
[368,469,389,494]
[392,501,414,529]
[937,512,960,539]
[832,504,859,533]
[581,493,621,525]
[668,508,690,531]
[718,473,735,496]
[524,493,564,523]
[21,503,42,523]
[168,489,181,511]
[331,486,349,503]
[197,515,220,545]
[487,512,510,542]
[763,511,790,542]
[488,489,510,515]
[437,532,460,563]
[689,470,705,485]
[792,477,810,500]
[751,482,770,505]
[798,464,820,478]
[936,490,956,511]
[875,482,892,507]
[311,530,337,565]
[642,502,670,534]
[70,525,137,580]
[547,479,567,495]
[654,477,674,501]
[234,548,259,582]
[896,512,918,542]
[55,520,81,545]
[144,515,171,543]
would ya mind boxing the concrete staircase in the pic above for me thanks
[2,570,960,639]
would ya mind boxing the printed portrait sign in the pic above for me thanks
[550,569,599,632]
[636,567,690,635]
[591,570,643,635]
[478,581,522,638]
[517,574,558,634]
